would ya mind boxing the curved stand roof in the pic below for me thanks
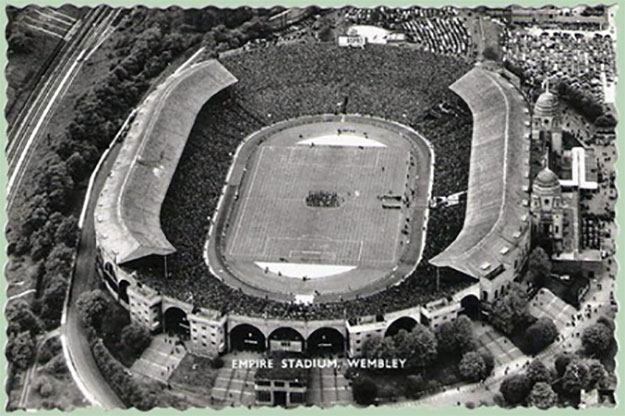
[430,67,530,280]
[95,60,237,264]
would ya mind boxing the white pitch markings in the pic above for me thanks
[229,146,266,256]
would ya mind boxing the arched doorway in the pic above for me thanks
[385,316,418,337]
[118,280,130,304]
[230,324,266,352]
[164,307,190,338]
[268,327,305,353]
[307,327,345,356]
[460,295,481,319]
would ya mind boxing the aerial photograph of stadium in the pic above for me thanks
[3,2,621,411]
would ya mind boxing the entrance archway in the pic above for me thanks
[461,295,481,319]
[118,280,130,304]
[307,327,345,355]
[268,327,305,353]
[230,324,266,352]
[385,316,418,337]
[164,307,190,338]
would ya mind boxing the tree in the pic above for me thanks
[561,361,588,395]
[352,376,378,405]
[490,283,530,335]
[555,352,573,377]
[20,194,51,237]
[40,276,69,329]
[435,321,457,354]
[401,324,438,369]
[121,323,152,357]
[454,315,476,352]
[581,322,613,358]
[500,374,532,405]
[6,300,43,336]
[526,247,552,286]
[481,351,495,377]
[529,382,558,409]
[66,152,87,182]
[361,336,383,358]
[405,374,425,398]
[6,331,36,370]
[525,317,558,354]
[586,360,607,390]
[54,216,79,248]
[77,289,110,331]
[526,359,551,385]
[44,244,75,277]
[458,351,486,382]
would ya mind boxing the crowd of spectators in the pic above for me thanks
[140,43,475,320]
[345,7,471,57]
[503,28,616,106]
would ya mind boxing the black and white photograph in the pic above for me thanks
[3,2,621,411]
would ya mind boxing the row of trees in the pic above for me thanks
[353,316,494,404]
[6,7,272,380]
[77,289,158,408]
[500,354,610,408]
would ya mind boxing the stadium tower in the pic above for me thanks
[530,167,564,253]
[532,81,562,157]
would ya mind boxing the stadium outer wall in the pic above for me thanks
[92,60,529,359]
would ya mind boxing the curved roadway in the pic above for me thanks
[61,140,125,409]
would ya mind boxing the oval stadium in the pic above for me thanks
[93,41,532,361]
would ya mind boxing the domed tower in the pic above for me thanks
[531,167,564,251]
[532,82,562,156]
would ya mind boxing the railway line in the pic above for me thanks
[6,6,122,211]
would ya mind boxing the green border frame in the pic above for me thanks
[1,1,623,414]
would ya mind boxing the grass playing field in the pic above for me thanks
[227,143,410,267]
[207,115,431,300]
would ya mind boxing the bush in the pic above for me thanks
[352,376,378,406]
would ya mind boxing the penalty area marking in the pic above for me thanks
[255,262,357,279]
[297,134,386,148]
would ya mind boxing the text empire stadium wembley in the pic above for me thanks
[232,358,408,370]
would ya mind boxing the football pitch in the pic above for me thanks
[227,143,411,267]
[208,115,432,300]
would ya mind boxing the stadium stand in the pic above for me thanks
[94,60,237,264]
[430,67,531,298]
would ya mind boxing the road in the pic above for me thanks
[6,6,121,210]
[61,139,125,409]
[59,45,206,410]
